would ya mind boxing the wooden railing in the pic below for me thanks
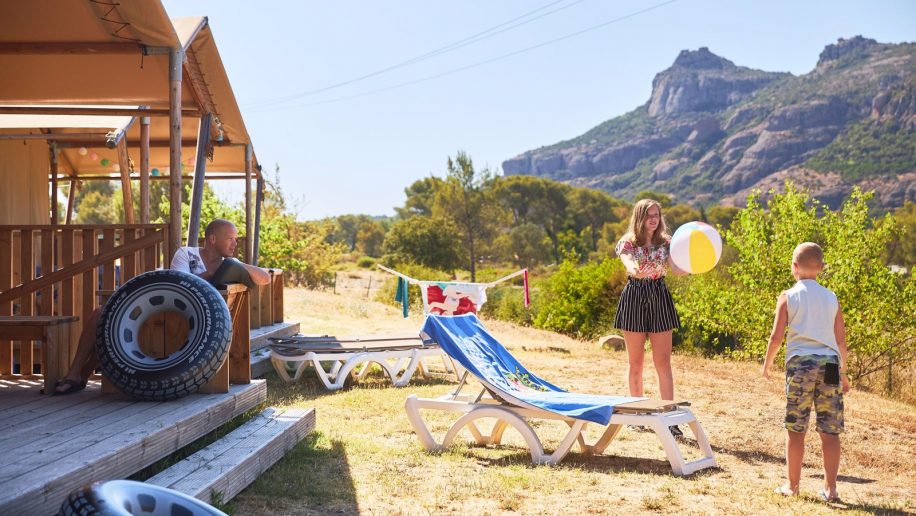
[0,224,169,375]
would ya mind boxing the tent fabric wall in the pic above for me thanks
[0,140,49,224]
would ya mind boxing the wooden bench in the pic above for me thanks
[0,316,79,394]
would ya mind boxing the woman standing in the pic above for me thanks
[614,199,685,435]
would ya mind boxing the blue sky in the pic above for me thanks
[162,0,916,220]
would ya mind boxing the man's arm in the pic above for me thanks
[762,293,788,378]
[241,262,271,286]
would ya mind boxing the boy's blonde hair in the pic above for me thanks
[793,242,824,270]
[622,199,670,246]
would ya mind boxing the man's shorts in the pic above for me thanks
[785,355,844,434]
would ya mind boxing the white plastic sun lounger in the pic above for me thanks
[404,315,717,475]
[268,334,459,390]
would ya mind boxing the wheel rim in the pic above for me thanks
[105,283,209,371]
[94,480,225,516]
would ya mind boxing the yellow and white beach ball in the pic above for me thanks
[670,221,722,274]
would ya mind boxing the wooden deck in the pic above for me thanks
[0,378,267,515]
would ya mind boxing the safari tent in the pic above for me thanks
[0,2,307,513]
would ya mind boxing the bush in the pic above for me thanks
[673,183,916,389]
[532,258,627,339]
[480,284,537,326]
[357,256,376,269]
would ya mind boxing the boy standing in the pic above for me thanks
[762,242,851,502]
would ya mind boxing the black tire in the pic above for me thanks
[59,479,226,515]
[97,269,232,401]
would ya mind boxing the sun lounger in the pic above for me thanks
[268,334,458,390]
[404,314,717,475]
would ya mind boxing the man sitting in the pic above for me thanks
[52,219,270,395]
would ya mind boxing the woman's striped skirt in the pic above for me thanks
[613,277,680,333]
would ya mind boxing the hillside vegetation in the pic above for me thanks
[503,37,916,210]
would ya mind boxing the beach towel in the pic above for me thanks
[421,314,640,425]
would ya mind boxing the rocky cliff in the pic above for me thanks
[502,37,916,210]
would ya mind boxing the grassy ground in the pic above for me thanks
[227,288,915,515]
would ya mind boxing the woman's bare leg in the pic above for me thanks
[622,331,648,397]
[649,330,674,400]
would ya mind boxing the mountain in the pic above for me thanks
[502,37,916,210]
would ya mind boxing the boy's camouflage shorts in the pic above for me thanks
[785,355,844,434]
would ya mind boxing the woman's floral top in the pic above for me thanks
[615,238,670,279]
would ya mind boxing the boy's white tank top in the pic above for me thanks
[784,279,839,361]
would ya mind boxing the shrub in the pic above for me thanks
[357,256,376,269]
[533,258,627,339]
[673,183,915,388]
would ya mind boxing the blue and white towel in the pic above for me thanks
[421,314,642,425]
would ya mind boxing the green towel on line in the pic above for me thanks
[394,277,409,318]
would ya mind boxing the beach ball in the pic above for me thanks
[670,221,722,274]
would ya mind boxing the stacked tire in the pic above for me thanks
[97,270,232,401]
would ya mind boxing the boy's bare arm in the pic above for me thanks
[835,303,851,392]
[762,294,788,378]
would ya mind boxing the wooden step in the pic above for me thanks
[147,406,315,504]
[250,321,299,378]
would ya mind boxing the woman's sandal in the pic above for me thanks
[818,489,841,503]
[774,485,798,496]
[52,378,88,396]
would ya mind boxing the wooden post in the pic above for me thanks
[244,144,253,263]
[187,113,212,246]
[65,180,78,225]
[169,47,184,252]
[140,115,151,224]
[253,175,263,266]
[117,140,135,224]
[49,143,59,225]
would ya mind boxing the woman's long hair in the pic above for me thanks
[621,199,670,246]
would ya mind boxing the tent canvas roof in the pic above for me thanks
[0,1,258,174]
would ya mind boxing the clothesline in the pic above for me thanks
[376,265,527,288]
[377,265,531,317]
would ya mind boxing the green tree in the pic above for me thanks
[634,190,673,207]
[356,218,386,257]
[568,188,620,252]
[433,152,500,281]
[493,223,552,268]
[705,205,741,232]
[886,201,915,269]
[382,216,463,271]
[74,181,118,224]
[396,176,446,218]
[674,183,915,387]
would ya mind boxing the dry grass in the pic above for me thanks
[229,288,915,515]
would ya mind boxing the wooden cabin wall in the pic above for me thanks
[0,139,50,225]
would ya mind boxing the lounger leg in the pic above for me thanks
[547,420,587,465]
[576,423,623,455]
[392,352,421,387]
[442,407,549,464]
[465,419,508,446]
[311,358,344,390]
[270,356,294,383]
[404,395,440,451]
[648,421,688,476]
